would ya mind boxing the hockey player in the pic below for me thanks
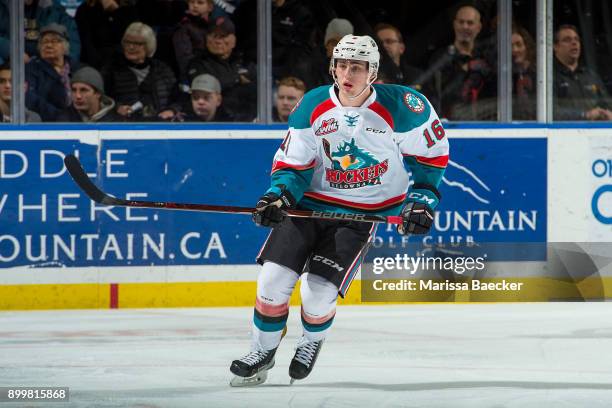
[229,35,449,386]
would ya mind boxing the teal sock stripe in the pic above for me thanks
[253,309,288,332]
[301,315,335,332]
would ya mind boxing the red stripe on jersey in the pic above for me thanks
[271,159,316,173]
[310,99,336,125]
[368,101,394,129]
[303,191,406,210]
[403,154,449,168]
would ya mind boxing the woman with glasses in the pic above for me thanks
[102,22,177,120]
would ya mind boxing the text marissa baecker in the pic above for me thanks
[372,254,486,275]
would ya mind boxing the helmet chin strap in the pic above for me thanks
[346,75,376,100]
[332,70,377,102]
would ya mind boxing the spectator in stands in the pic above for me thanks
[553,24,612,121]
[210,0,239,19]
[300,17,353,89]
[135,0,187,73]
[270,0,314,81]
[173,0,214,78]
[428,4,496,120]
[233,0,313,82]
[57,66,121,122]
[168,74,232,122]
[75,0,139,69]
[512,25,536,120]
[0,61,41,122]
[186,17,256,121]
[136,0,186,29]
[0,0,81,65]
[273,76,305,122]
[375,23,425,91]
[102,22,178,120]
[25,24,78,121]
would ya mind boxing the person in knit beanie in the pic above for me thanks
[56,66,122,122]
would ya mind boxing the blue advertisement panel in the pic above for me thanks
[0,137,546,268]
[372,138,547,260]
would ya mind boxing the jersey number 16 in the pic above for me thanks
[423,119,445,148]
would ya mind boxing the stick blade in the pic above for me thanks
[64,154,110,204]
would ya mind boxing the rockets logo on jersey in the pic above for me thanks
[403,92,425,113]
[323,138,389,189]
[315,118,339,136]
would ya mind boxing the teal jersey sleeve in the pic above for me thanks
[373,84,449,209]
[266,86,331,201]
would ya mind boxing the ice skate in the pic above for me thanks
[229,325,287,387]
[288,337,324,384]
[229,347,277,387]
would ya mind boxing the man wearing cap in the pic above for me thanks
[57,66,121,123]
[170,74,232,122]
[186,16,256,121]
[0,0,81,64]
[25,23,80,121]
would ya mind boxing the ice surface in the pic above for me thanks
[1,304,612,407]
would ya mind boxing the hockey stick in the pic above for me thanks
[63,154,402,225]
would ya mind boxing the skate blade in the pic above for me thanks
[289,378,296,385]
[230,369,268,387]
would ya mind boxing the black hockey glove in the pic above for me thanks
[397,202,434,235]
[252,189,296,228]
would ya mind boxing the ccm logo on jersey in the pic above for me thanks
[315,118,339,136]
[312,211,367,221]
[408,192,437,206]
[312,255,344,272]
[365,127,386,134]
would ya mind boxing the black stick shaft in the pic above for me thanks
[63,154,402,224]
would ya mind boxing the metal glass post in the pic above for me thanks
[537,0,553,122]
[497,0,512,122]
[256,0,272,124]
[9,0,25,124]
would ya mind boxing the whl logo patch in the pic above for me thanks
[315,118,339,136]
[323,138,388,189]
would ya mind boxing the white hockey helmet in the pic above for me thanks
[329,34,380,81]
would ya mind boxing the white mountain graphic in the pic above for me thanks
[442,160,491,204]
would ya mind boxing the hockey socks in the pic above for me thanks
[300,306,335,340]
[250,262,298,351]
[252,298,290,350]
[289,273,338,382]
[300,272,338,342]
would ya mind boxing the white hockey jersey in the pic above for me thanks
[267,84,449,216]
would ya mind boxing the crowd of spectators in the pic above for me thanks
[0,0,611,123]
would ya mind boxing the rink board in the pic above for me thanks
[0,125,610,309]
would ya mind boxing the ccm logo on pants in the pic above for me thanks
[312,255,344,272]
